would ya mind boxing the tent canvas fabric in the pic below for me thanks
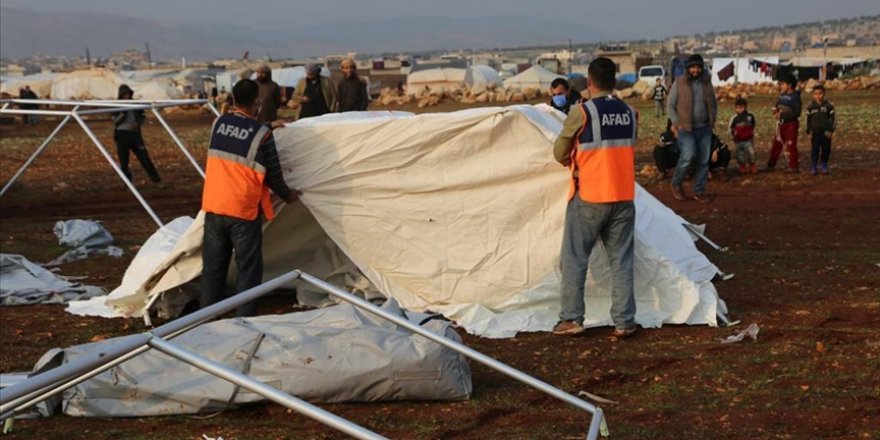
[502,65,565,91]
[49,68,183,100]
[464,65,502,95]
[69,106,727,338]
[0,72,58,97]
[407,67,467,93]
[37,299,472,417]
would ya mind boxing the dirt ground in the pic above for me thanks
[1,91,878,439]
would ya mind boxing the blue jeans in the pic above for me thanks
[672,126,712,195]
[200,212,263,317]
[559,196,636,329]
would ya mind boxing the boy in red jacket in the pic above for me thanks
[729,97,757,174]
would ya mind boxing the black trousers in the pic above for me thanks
[811,132,832,167]
[200,212,263,317]
[115,130,160,183]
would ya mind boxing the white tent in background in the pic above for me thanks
[503,65,564,91]
[49,69,182,100]
[407,67,467,93]
[464,65,502,94]
[70,106,729,339]
[266,66,331,88]
[0,72,59,98]
[709,57,779,85]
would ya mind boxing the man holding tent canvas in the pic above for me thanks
[551,57,638,338]
[200,79,298,316]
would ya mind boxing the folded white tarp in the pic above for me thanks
[36,300,472,417]
[70,106,727,338]
[0,254,104,305]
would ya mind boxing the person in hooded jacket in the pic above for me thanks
[111,84,161,184]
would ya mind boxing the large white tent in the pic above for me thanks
[503,65,564,91]
[0,72,59,97]
[69,106,728,338]
[407,67,467,93]
[464,65,502,94]
[49,68,183,100]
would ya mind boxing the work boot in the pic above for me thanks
[671,184,687,201]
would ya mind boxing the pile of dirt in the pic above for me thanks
[375,84,552,109]
[713,75,880,102]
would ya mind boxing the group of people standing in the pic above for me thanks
[653,54,837,205]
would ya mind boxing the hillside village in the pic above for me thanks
[2,14,878,106]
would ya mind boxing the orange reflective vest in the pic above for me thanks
[567,96,637,203]
[202,112,275,221]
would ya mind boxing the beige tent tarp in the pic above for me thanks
[50,68,183,100]
[69,106,727,338]
[503,65,565,91]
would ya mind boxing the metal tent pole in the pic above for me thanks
[0,270,303,415]
[71,112,164,228]
[207,102,221,117]
[297,272,606,440]
[150,106,205,178]
[148,336,387,440]
[1,107,78,197]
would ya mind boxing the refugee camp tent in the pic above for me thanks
[503,65,564,90]
[0,72,59,98]
[265,66,331,88]
[69,106,728,338]
[464,65,502,94]
[406,67,467,93]
[49,68,182,100]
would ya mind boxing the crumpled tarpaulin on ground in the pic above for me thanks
[35,300,472,417]
[0,254,105,305]
[46,220,123,266]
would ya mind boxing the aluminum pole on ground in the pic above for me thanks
[148,336,388,440]
[0,270,303,416]
[297,272,606,440]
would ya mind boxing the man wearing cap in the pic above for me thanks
[255,64,282,123]
[667,54,717,203]
[293,64,338,119]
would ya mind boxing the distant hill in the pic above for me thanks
[0,7,606,59]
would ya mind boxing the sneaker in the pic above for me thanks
[810,167,818,176]
[749,164,758,174]
[820,164,829,175]
[738,164,747,173]
[612,326,638,338]
[552,320,585,336]
[671,184,687,201]
[693,193,713,204]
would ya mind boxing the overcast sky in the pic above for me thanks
[4,0,879,40]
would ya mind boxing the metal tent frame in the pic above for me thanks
[0,270,607,439]
[0,99,220,227]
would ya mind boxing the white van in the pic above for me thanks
[638,65,666,86]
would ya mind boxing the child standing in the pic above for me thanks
[805,85,835,175]
[652,78,667,118]
[767,74,802,173]
[729,97,757,174]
